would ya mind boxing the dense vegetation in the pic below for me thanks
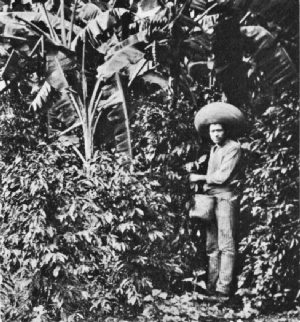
[0,0,299,321]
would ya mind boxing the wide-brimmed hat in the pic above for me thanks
[194,102,246,137]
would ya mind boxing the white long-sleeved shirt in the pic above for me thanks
[204,139,241,194]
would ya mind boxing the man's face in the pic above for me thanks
[209,123,225,145]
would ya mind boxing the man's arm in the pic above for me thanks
[206,145,241,185]
[189,173,206,182]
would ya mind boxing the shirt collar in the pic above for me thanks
[213,138,229,149]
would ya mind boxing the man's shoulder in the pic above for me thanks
[224,139,241,151]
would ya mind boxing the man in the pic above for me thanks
[190,123,242,300]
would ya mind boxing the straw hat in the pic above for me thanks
[194,102,246,137]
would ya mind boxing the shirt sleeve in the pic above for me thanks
[206,145,241,185]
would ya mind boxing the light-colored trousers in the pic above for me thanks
[206,191,239,295]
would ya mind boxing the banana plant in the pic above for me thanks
[0,0,298,171]
[0,0,179,171]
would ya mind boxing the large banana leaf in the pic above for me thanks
[241,25,297,89]
[0,11,81,34]
[30,81,75,140]
[12,11,82,34]
[45,53,69,90]
[190,0,207,12]
[71,8,127,55]
[0,12,79,57]
[50,90,77,127]
[74,2,106,23]
[0,12,39,56]
[97,46,145,82]
[0,11,78,117]
[0,11,81,44]
[233,0,293,19]
[106,73,132,156]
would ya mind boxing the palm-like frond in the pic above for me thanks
[30,80,52,111]
[12,11,82,35]
[71,8,127,55]
[241,25,297,89]
[0,271,14,317]
[190,0,207,12]
[74,1,105,23]
[97,46,145,82]
[52,89,78,126]
[234,0,293,21]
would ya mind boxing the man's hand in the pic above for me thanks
[184,162,194,172]
[189,174,206,183]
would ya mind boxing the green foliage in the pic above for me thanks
[238,92,300,311]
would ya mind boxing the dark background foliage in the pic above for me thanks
[237,91,299,312]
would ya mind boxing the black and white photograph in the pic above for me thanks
[0,1,298,321]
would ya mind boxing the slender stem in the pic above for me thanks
[240,11,251,24]
[13,15,73,56]
[41,3,60,43]
[56,5,61,17]
[89,78,102,124]
[69,91,91,167]
[68,91,83,124]
[80,32,93,163]
[41,35,45,58]
[187,2,219,34]
[0,35,27,42]
[47,102,50,139]
[93,87,104,114]
[72,145,86,165]
[29,37,43,57]
[13,15,51,40]
[92,106,104,136]
[91,88,104,130]
[57,121,82,138]
[68,0,79,48]
[60,0,67,46]
[195,3,218,23]
[81,32,87,110]
[161,0,192,32]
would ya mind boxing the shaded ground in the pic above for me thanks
[252,312,300,322]
[104,293,300,322]
[105,311,300,322]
